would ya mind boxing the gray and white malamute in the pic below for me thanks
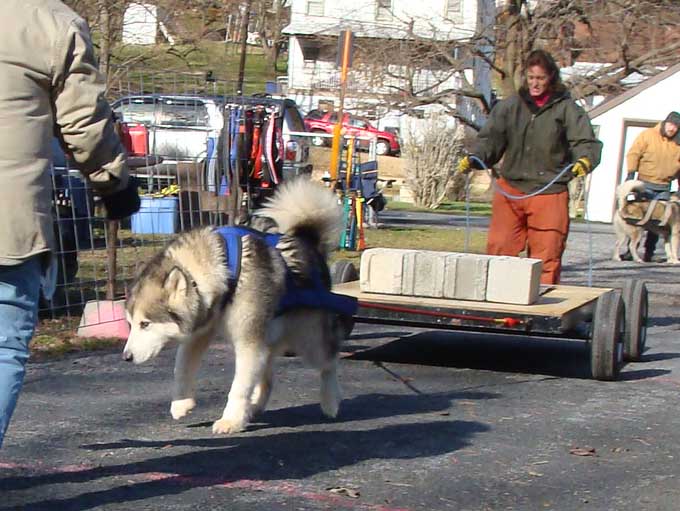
[123,179,356,434]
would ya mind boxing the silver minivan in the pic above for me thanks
[111,94,223,161]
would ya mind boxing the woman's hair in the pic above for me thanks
[522,49,563,92]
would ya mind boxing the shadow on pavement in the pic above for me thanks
[346,330,669,382]
[648,316,680,328]
[638,352,680,362]
[85,390,499,440]
[0,420,489,510]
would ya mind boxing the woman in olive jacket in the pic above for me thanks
[459,49,602,284]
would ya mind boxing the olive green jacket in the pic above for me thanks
[473,87,603,194]
[0,0,128,265]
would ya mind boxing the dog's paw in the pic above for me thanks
[321,399,340,419]
[212,417,246,435]
[170,398,196,420]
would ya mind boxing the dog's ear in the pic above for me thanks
[164,266,190,307]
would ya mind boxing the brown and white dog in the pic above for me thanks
[613,180,680,263]
[122,179,351,435]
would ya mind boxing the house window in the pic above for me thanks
[307,0,324,16]
[445,0,463,19]
[376,0,392,21]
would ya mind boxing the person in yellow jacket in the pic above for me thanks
[624,111,680,261]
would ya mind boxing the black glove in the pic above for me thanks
[101,176,141,220]
[625,171,637,181]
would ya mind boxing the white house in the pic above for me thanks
[282,0,496,137]
[122,3,175,46]
[586,62,680,223]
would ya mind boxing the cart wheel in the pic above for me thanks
[330,260,358,339]
[621,279,648,361]
[330,260,358,285]
[590,290,625,381]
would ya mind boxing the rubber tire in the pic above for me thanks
[375,139,390,156]
[311,131,326,147]
[330,260,358,339]
[621,279,648,361]
[590,290,625,381]
[330,260,358,285]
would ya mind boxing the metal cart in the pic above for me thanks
[331,261,648,381]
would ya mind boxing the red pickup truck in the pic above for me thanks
[303,110,401,156]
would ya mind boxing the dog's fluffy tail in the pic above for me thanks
[257,178,342,253]
[616,179,646,209]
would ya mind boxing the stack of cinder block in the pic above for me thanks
[359,248,542,305]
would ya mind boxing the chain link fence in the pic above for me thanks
[41,75,286,339]
[40,71,398,342]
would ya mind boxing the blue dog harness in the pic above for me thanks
[216,226,357,316]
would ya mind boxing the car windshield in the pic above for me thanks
[305,109,324,120]
[350,117,368,129]
[158,99,209,127]
[284,106,306,132]
[114,97,155,125]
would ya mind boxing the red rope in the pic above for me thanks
[358,300,523,328]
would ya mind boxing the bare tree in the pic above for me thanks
[252,0,290,70]
[402,117,466,209]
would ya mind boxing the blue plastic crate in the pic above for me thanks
[131,197,178,234]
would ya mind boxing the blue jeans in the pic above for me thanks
[0,257,41,448]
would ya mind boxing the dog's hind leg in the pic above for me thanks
[613,235,625,261]
[320,358,341,418]
[250,353,274,415]
[213,342,270,434]
[629,231,644,263]
[171,329,214,420]
[666,229,680,263]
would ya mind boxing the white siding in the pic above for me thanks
[588,71,680,223]
[122,3,158,45]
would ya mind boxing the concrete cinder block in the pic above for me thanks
[360,248,415,295]
[452,254,490,301]
[486,256,543,305]
[402,251,448,297]
[360,248,542,305]
[360,248,458,298]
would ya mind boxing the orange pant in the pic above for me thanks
[486,179,570,285]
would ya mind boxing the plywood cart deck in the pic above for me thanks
[332,267,648,381]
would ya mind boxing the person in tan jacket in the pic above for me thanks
[0,0,140,447]
[624,111,680,261]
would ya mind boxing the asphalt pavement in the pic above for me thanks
[1,213,680,511]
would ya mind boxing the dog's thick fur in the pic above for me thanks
[123,179,347,434]
[613,180,680,263]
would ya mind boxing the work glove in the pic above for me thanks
[572,157,592,178]
[457,155,482,175]
[101,176,141,220]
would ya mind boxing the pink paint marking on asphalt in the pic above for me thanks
[1,462,411,511]
[137,472,411,511]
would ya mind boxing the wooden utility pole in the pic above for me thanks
[329,29,354,181]
[236,0,254,95]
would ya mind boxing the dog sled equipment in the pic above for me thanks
[332,156,648,381]
[212,96,300,215]
[330,137,391,251]
[331,259,648,382]
[217,226,357,317]
[620,194,677,229]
